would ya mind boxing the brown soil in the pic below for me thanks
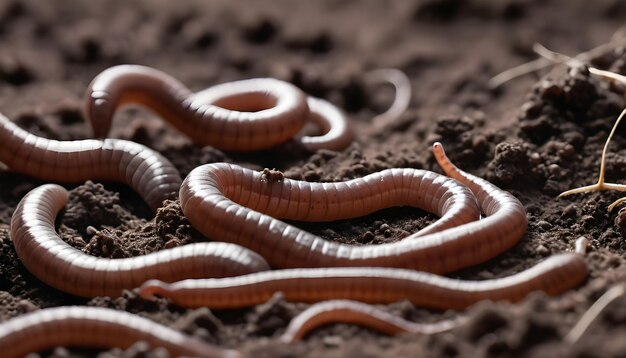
[1,0,626,357]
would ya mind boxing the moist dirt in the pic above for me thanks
[1,0,626,357]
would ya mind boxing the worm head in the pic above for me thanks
[85,89,115,138]
[432,142,445,156]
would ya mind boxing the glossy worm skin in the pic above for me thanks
[10,184,270,298]
[180,163,480,269]
[141,143,570,309]
[280,300,460,342]
[86,65,352,151]
[364,68,412,129]
[0,306,240,358]
[293,96,352,152]
[282,238,591,342]
[0,113,181,211]
[177,143,525,272]
[140,250,587,309]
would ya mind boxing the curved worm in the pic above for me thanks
[0,112,181,211]
[280,300,460,342]
[10,184,270,297]
[0,306,240,358]
[140,142,570,310]
[281,238,590,342]
[139,145,583,336]
[177,142,525,272]
[86,64,352,151]
[140,249,587,309]
[364,68,412,128]
[292,96,352,152]
[181,163,480,269]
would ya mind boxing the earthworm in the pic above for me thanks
[280,300,460,342]
[288,96,352,152]
[364,68,411,128]
[0,112,181,211]
[281,237,589,342]
[140,143,544,307]
[0,306,240,358]
[139,238,587,309]
[86,64,352,151]
[176,142,525,272]
[10,184,270,297]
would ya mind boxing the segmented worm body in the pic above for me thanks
[280,300,461,342]
[291,96,352,152]
[140,250,587,309]
[0,306,240,358]
[0,113,181,211]
[86,65,352,151]
[280,237,589,341]
[177,143,525,272]
[10,184,270,297]
[141,144,586,313]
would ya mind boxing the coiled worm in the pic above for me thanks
[10,184,270,297]
[176,142,525,272]
[0,306,240,358]
[86,65,352,151]
[293,96,352,152]
[280,300,461,342]
[0,112,181,211]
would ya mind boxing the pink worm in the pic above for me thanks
[279,239,589,341]
[139,249,586,309]
[175,143,525,272]
[280,299,462,342]
[137,143,576,310]
[10,184,270,298]
[364,68,412,129]
[0,306,240,358]
[0,112,181,211]
[86,65,352,151]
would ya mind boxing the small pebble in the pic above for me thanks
[561,205,577,218]
[536,220,552,230]
[164,238,181,248]
[547,164,560,176]
[86,225,98,235]
[476,270,495,280]
[361,231,375,243]
[535,244,550,256]
[17,300,38,313]
[557,144,575,160]
[323,335,343,347]
[529,152,541,164]
[580,215,595,225]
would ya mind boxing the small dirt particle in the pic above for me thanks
[262,168,285,182]
[535,244,550,256]
[615,207,626,237]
